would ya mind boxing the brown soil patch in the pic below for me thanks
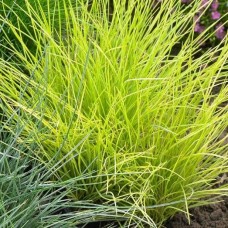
[165,196,228,228]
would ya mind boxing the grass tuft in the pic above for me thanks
[0,0,228,226]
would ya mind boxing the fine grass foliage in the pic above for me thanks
[0,0,82,59]
[0,0,228,226]
[0,113,132,227]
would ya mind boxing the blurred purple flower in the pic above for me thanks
[193,14,201,23]
[215,23,226,40]
[194,23,205,33]
[201,0,210,8]
[211,1,219,11]
[181,0,191,3]
[211,11,221,20]
[181,0,227,41]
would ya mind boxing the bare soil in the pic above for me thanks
[165,196,228,228]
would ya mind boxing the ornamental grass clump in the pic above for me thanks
[0,0,228,226]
